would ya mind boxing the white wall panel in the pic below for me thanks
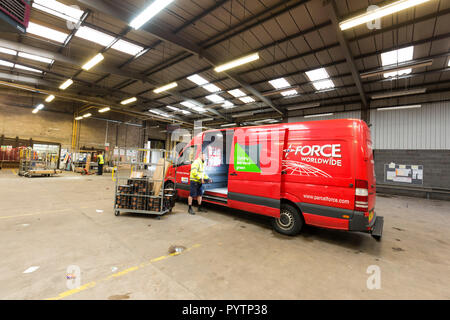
[287,101,450,150]
[288,111,361,123]
[370,101,450,150]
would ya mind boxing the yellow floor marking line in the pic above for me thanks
[45,244,201,300]
[10,169,17,175]
[0,208,72,220]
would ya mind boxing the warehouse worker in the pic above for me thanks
[188,151,212,215]
[97,152,104,176]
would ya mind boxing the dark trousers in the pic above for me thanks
[97,164,103,175]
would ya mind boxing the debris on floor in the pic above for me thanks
[168,245,186,254]
[392,247,405,252]
[108,293,131,300]
[23,266,39,273]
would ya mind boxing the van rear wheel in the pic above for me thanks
[272,204,303,236]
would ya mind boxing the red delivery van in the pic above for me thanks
[165,119,383,240]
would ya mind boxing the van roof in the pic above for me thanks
[201,118,366,135]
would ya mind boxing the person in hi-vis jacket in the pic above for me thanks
[188,152,212,215]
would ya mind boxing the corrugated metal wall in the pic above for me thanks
[287,101,450,150]
[288,111,361,123]
[370,101,450,150]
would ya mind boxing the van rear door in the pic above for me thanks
[227,127,286,218]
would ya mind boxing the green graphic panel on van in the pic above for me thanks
[234,143,261,173]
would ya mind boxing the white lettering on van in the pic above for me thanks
[293,144,342,158]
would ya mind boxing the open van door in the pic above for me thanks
[227,127,286,218]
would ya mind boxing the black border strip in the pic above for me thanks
[228,192,280,209]
[176,183,190,191]
[296,202,354,219]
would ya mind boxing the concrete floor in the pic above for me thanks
[0,169,449,300]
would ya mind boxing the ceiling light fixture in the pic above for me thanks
[75,116,83,120]
[98,107,110,113]
[371,88,427,99]
[45,95,55,103]
[121,97,137,105]
[83,113,92,118]
[82,53,104,71]
[215,52,259,72]
[130,0,175,30]
[304,113,333,118]
[59,79,73,90]
[286,102,321,111]
[32,103,44,114]
[18,52,53,64]
[339,0,430,31]
[153,82,177,94]
[221,123,237,127]
[280,89,298,96]
[14,64,42,73]
[377,104,422,111]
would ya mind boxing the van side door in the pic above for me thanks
[227,127,286,218]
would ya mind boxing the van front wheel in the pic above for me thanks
[272,204,303,236]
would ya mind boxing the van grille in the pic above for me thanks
[0,0,28,24]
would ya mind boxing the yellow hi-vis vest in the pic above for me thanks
[190,157,209,183]
[98,154,104,165]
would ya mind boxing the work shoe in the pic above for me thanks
[198,206,208,213]
[188,207,195,215]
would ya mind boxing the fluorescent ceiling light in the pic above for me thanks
[448,59,450,67]
[203,83,221,93]
[18,52,53,64]
[228,89,246,97]
[121,97,137,105]
[215,52,259,72]
[33,0,84,23]
[82,53,104,71]
[83,113,92,118]
[130,0,175,30]
[187,74,209,86]
[377,104,422,111]
[27,22,68,44]
[59,79,73,90]
[232,111,253,118]
[269,78,290,89]
[36,104,44,110]
[200,117,214,122]
[75,116,83,120]
[221,123,236,127]
[0,59,14,68]
[371,88,427,99]
[340,0,430,31]
[381,46,414,78]
[111,40,144,56]
[32,109,39,114]
[0,47,17,55]
[181,110,191,115]
[287,102,321,111]
[153,82,177,94]
[239,96,255,104]
[281,89,298,96]
[75,26,115,47]
[98,107,110,113]
[166,105,180,111]
[45,95,55,103]
[304,113,333,118]
[206,94,224,103]
[312,79,335,91]
[150,109,161,115]
[305,68,330,81]
[15,64,42,73]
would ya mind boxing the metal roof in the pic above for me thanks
[0,0,448,126]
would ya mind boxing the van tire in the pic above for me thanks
[272,204,303,236]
